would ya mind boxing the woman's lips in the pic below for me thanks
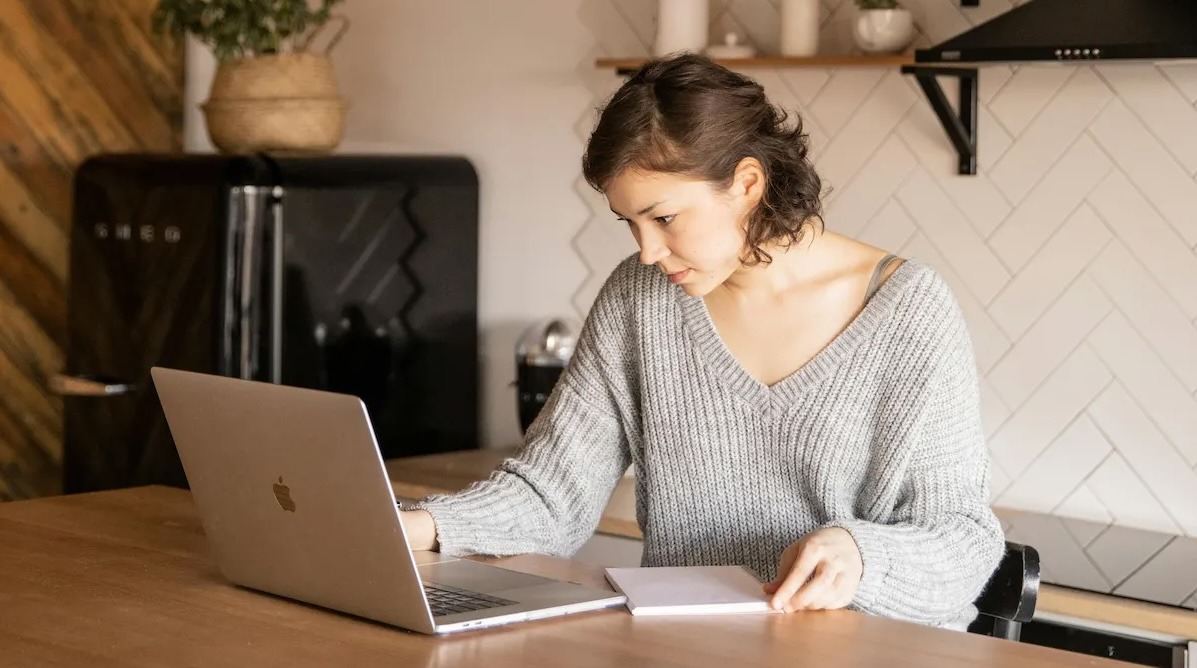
[667,269,691,284]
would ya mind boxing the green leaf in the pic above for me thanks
[151,0,348,61]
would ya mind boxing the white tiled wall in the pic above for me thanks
[999,508,1197,608]
[578,0,1197,606]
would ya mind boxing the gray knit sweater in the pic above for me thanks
[417,255,1005,631]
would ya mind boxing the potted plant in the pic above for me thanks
[852,0,915,54]
[153,0,350,154]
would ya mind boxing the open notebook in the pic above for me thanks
[603,565,780,616]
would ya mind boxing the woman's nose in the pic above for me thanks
[636,227,669,266]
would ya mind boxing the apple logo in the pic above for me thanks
[273,476,296,512]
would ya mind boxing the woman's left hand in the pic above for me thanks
[762,527,863,612]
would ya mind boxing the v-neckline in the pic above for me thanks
[676,260,923,414]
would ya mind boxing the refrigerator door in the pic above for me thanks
[61,155,241,493]
[269,155,480,459]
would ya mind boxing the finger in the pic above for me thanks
[763,544,799,594]
[789,562,837,611]
[771,544,822,610]
[789,563,835,611]
[828,572,856,609]
[808,571,853,611]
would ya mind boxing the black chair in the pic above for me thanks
[967,541,1040,641]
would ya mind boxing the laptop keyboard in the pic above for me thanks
[424,582,516,617]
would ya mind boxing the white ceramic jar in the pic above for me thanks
[654,0,710,57]
[780,0,820,57]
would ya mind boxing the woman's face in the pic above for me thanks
[604,161,764,297]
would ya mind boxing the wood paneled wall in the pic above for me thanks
[0,0,182,500]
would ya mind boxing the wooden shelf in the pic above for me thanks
[596,54,915,72]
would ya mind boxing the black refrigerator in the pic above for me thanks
[58,153,480,494]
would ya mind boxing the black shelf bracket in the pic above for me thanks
[900,65,979,175]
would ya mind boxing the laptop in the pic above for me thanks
[150,367,626,634]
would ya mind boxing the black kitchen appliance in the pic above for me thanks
[59,153,480,494]
[916,0,1197,64]
[515,318,579,433]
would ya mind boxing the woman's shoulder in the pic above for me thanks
[883,258,973,349]
[592,253,674,311]
[890,259,957,312]
[611,253,671,290]
[576,254,672,344]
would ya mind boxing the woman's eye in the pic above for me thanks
[655,215,675,226]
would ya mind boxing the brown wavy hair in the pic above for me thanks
[582,54,826,266]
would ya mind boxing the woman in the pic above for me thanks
[400,54,1004,631]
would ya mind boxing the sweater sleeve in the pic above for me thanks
[412,268,634,559]
[826,285,1005,629]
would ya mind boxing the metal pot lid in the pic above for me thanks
[517,318,579,366]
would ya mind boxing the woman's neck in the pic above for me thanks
[715,229,843,302]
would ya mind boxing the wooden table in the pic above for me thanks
[0,487,1135,666]
[388,449,1197,643]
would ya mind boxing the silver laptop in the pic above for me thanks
[150,367,626,634]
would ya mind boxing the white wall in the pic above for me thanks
[184,0,1197,604]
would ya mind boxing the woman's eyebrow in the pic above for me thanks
[611,200,667,219]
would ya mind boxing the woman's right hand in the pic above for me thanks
[400,509,440,551]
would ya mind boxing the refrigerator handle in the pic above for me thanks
[268,186,284,384]
[227,185,265,381]
[221,183,281,384]
[50,374,135,397]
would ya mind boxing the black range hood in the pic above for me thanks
[902,0,1197,175]
[916,0,1197,64]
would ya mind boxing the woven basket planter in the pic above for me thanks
[201,19,350,155]
[203,96,347,154]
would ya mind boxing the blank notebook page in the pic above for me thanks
[603,565,779,616]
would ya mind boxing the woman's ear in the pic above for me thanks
[732,157,766,210]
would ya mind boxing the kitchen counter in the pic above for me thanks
[387,448,1197,643]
